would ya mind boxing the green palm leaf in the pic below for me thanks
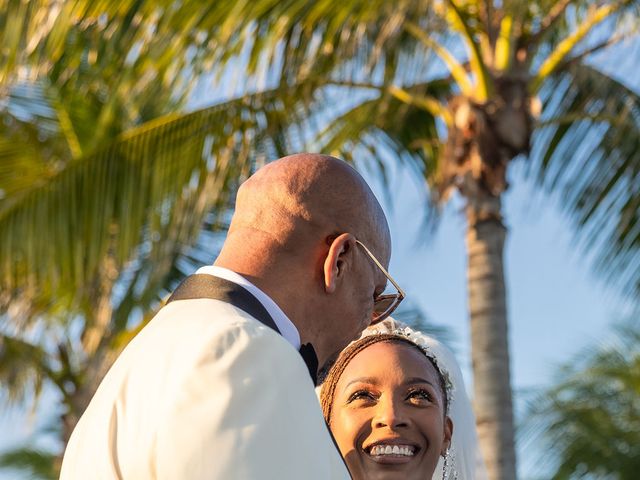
[315,79,452,185]
[532,63,640,295]
[0,447,58,480]
[522,321,640,478]
[0,87,305,317]
[0,332,51,404]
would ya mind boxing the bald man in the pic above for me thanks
[60,154,396,479]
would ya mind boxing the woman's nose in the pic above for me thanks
[373,397,408,429]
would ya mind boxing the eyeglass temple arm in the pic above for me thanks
[355,240,406,298]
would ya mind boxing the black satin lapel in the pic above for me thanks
[167,274,280,335]
[298,343,319,386]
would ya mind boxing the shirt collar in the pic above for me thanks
[195,265,301,350]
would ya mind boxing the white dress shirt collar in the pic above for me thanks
[195,265,301,350]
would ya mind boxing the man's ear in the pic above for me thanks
[440,416,454,457]
[324,233,356,293]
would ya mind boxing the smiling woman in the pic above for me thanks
[320,333,455,480]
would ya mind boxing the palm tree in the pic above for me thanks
[1,1,639,478]
[522,321,640,479]
[0,1,300,471]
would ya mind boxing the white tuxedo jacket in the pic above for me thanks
[60,298,350,479]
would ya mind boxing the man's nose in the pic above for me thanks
[373,396,408,429]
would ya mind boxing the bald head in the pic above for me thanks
[214,153,392,364]
[223,153,389,262]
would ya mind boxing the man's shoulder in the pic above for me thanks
[132,298,296,366]
[153,297,280,337]
[138,299,311,395]
[92,298,305,416]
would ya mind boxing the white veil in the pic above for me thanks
[359,318,488,480]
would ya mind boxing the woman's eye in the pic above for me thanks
[407,389,433,403]
[348,390,376,403]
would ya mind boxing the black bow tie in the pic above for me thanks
[298,343,319,386]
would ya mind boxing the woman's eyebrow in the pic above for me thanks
[404,377,436,388]
[343,377,378,389]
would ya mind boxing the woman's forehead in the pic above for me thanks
[338,340,439,386]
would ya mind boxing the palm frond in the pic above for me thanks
[209,0,445,92]
[530,2,622,92]
[0,332,52,404]
[524,0,639,68]
[0,87,306,318]
[307,79,451,220]
[0,446,58,480]
[521,320,640,478]
[316,79,452,178]
[531,63,640,296]
[2,0,445,99]
[1,1,222,91]
[443,0,493,100]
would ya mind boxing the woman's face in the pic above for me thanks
[329,341,452,480]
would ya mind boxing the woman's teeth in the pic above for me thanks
[369,445,415,456]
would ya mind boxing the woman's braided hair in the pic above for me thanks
[319,333,450,425]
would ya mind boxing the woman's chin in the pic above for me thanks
[348,450,431,480]
[342,430,444,479]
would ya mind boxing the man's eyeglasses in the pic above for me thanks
[355,240,405,325]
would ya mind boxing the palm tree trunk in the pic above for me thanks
[466,195,517,480]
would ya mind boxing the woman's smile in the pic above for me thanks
[364,438,420,464]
